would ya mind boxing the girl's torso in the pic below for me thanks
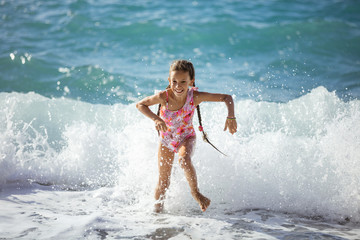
[159,87,197,152]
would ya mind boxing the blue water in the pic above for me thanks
[1,1,360,237]
[1,0,359,104]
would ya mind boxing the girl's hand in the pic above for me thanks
[155,119,168,132]
[224,118,237,135]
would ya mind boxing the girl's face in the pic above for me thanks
[168,70,195,97]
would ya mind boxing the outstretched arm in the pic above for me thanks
[136,92,168,132]
[194,91,237,135]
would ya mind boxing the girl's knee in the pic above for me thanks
[158,177,170,188]
[179,156,191,169]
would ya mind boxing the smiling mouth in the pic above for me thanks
[174,89,184,94]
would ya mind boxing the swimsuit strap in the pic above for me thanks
[165,90,169,108]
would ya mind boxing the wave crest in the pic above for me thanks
[0,87,359,221]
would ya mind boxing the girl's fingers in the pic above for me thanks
[155,119,167,132]
[228,120,237,134]
[232,127,237,134]
[225,119,237,134]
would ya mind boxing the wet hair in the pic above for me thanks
[157,60,226,156]
[169,59,195,81]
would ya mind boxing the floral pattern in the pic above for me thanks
[160,87,197,152]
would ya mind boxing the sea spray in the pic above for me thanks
[1,87,360,222]
[182,87,360,221]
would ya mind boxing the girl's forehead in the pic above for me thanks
[169,70,190,79]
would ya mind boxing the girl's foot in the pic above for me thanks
[192,191,211,212]
[154,202,164,213]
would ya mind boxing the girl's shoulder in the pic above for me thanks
[192,88,203,97]
[190,87,199,96]
[192,88,203,106]
[156,89,170,105]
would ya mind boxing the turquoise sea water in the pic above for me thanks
[1,0,359,104]
[1,1,360,239]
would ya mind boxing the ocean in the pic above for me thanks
[1,0,360,239]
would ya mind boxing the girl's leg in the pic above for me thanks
[154,143,175,212]
[178,137,211,212]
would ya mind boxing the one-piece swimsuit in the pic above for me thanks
[159,87,197,152]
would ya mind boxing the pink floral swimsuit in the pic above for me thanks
[159,87,197,152]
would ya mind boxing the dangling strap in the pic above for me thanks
[165,90,169,108]
[196,105,227,157]
[157,85,171,135]
[194,85,227,157]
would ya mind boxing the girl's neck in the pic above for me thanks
[171,88,188,101]
[168,88,188,110]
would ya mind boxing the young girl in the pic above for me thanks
[136,60,237,212]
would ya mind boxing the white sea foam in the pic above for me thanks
[0,87,359,222]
